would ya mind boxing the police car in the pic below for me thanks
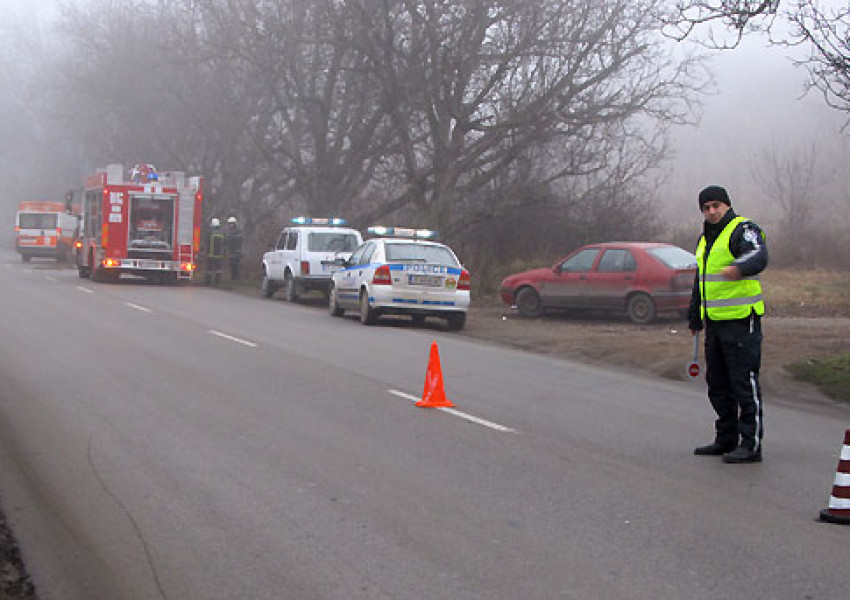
[328,227,470,330]
[262,217,363,301]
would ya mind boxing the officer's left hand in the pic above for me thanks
[721,265,742,280]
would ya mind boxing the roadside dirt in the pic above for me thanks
[460,297,850,408]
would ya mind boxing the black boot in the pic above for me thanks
[722,446,762,463]
[694,441,737,456]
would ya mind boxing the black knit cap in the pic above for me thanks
[698,185,731,209]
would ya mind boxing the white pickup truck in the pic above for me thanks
[261,218,363,302]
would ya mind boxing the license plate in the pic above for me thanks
[138,260,160,269]
[408,274,442,287]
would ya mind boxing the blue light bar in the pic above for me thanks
[291,217,348,226]
[367,226,437,240]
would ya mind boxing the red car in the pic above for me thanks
[500,242,696,324]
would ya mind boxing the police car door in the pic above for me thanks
[338,242,373,307]
[268,230,288,280]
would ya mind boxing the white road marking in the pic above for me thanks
[76,286,95,293]
[44,276,57,282]
[208,330,257,348]
[125,302,153,314]
[388,389,516,433]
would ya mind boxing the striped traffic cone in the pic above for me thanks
[820,430,850,525]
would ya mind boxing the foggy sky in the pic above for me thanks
[1,0,848,231]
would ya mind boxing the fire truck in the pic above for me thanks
[76,163,203,283]
[15,200,80,262]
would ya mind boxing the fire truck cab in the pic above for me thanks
[77,163,203,283]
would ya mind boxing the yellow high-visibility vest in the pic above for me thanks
[696,216,765,321]
[209,232,225,258]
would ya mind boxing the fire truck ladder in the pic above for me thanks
[178,244,194,280]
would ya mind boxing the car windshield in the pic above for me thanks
[19,213,58,229]
[385,242,459,267]
[648,246,697,269]
[308,232,360,252]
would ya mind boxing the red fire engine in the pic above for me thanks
[76,163,203,283]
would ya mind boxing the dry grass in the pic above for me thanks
[762,268,850,317]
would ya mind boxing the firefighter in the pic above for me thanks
[205,218,225,285]
[689,185,768,464]
[225,216,244,281]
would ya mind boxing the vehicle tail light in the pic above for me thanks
[14,226,20,233]
[458,270,471,291]
[56,227,62,236]
[372,265,392,285]
[102,258,120,268]
[181,262,195,272]
[75,240,83,249]
[301,260,310,275]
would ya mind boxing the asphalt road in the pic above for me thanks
[1,248,849,600]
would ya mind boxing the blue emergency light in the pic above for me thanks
[367,226,437,240]
[291,217,347,226]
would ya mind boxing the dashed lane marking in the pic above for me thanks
[125,302,153,314]
[388,389,516,433]
[76,286,95,294]
[208,330,258,348]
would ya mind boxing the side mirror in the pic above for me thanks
[552,264,561,274]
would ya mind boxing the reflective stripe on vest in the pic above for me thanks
[209,233,225,258]
[696,216,765,320]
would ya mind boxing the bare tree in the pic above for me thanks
[190,0,395,223]
[749,141,819,263]
[345,0,705,240]
[664,1,850,119]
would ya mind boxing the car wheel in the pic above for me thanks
[21,254,30,263]
[359,290,377,325]
[329,284,344,317]
[446,312,466,331]
[261,270,277,298]
[77,264,90,279]
[627,293,657,325]
[515,287,543,317]
[284,272,299,302]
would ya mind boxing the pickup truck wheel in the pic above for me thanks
[516,287,543,317]
[446,312,466,331]
[261,271,277,298]
[359,290,377,325]
[329,285,344,317]
[284,273,299,302]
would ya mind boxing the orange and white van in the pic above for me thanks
[14,200,80,262]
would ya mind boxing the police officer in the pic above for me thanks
[225,216,243,281]
[205,218,225,286]
[689,185,768,464]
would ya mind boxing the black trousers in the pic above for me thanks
[704,313,764,451]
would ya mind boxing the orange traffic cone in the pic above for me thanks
[820,429,850,525]
[416,341,454,408]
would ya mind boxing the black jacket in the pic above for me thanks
[687,209,768,330]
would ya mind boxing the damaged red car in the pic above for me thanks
[500,242,697,324]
